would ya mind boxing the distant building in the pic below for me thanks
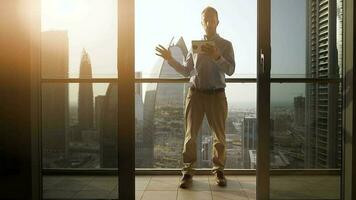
[99,72,144,168]
[134,72,145,167]
[294,96,305,127]
[242,116,257,168]
[248,150,256,169]
[95,95,106,131]
[77,49,94,141]
[142,37,188,168]
[99,84,118,168]
[41,31,69,167]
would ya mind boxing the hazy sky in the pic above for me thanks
[41,0,306,105]
[135,0,257,78]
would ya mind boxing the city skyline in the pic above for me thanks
[41,0,342,170]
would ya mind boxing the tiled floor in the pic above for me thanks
[43,175,339,200]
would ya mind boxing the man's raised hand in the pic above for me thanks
[155,45,172,60]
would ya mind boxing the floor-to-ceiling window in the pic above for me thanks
[134,0,257,170]
[39,0,345,199]
[134,1,257,199]
[268,0,343,199]
[41,1,119,199]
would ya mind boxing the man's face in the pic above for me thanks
[201,10,219,36]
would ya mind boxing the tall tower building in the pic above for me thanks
[242,116,257,169]
[99,80,145,168]
[294,96,305,127]
[95,95,106,131]
[141,37,191,168]
[305,0,342,168]
[134,72,145,167]
[77,49,94,138]
[100,83,118,168]
[41,31,69,167]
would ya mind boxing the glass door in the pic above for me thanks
[259,0,344,199]
[40,0,119,199]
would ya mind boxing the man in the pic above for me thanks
[155,6,235,188]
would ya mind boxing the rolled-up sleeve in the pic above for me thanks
[215,42,235,76]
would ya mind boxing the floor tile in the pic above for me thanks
[146,176,179,191]
[42,190,77,199]
[136,176,151,190]
[42,175,340,200]
[177,190,212,200]
[72,189,111,199]
[177,178,210,191]
[43,176,64,190]
[136,190,144,200]
[209,177,243,191]
[236,175,256,182]
[212,191,249,200]
[243,189,256,200]
[108,188,118,199]
[141,191,177,200]
[50,178,89,191]
[239,181,256,190]
[83,179,117,191]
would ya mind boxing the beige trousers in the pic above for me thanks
[182,88,228,175]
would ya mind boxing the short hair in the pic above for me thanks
[201,6,219,19]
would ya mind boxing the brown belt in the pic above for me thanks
[190,87,225,94]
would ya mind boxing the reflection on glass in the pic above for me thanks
[269,0,343,197]
[43,175,118,199]
[135,0,257,78]
[41,0,118,78]
[271,84,342,169]
[271,0,343,78]
[42,83,114,169]
[135,83,256,169]
[42,83,119,199]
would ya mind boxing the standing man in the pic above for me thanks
[155,6,235,188]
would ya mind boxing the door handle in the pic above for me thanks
[260,49,265,74]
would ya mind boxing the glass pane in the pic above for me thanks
[42,83,118,199]
[269,0,344,198]
[135,83,256,169]
[135,0,257,78]
[271,0,343,78]
[41,0,118,78]
[134,82,256,198]
[269,83,342,199]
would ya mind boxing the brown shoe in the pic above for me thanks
[179,174,193,188]
[215,171,227,187]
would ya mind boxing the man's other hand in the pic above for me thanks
[155,45,173,60]
[201,43,221,60]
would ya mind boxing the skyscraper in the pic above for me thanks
[242,116,257,168]
[77,49,94,141]
[41,31,69,167]
[99,72,145,168]
[134,72,145,167]
[294,96,305,127]
[305,0,342,168]
[99,83,118,168]
[95,95,106,131]
[142,37,188,168]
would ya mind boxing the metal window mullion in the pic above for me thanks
[257,0,271,199]
[118,0,135,199]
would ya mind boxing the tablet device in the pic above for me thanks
[191,40,215,54]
